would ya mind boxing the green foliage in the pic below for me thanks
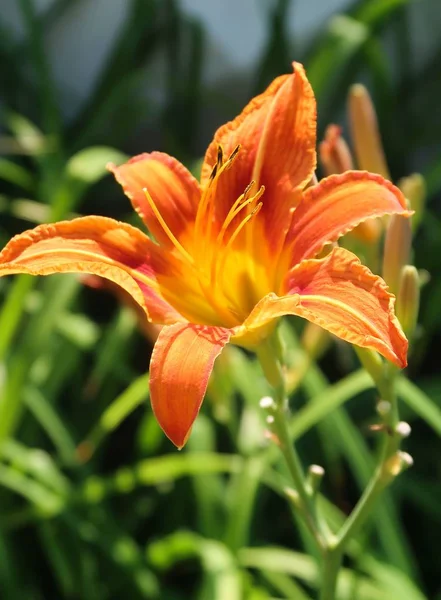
[0,0,440,598]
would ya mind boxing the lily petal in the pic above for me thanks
[241,247,408,368]
[150,323,232,448]
[108,152,200,248]
[287,171,411,265]
[201,63,316,239]
[0,216,183,323]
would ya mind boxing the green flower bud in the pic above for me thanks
[396,265,420,342]
[398,173,426,231]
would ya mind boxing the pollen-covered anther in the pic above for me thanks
[209,144,240,183]
[209,162,218,182]
[226,144,240,167]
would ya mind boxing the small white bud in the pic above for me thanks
[398,451,414,468]
[309,464,325,477]
[260,396,275,409]
[377,400,391,416]
[396,421,411,438]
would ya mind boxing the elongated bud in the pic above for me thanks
[348,84,390,179]
[319,125,382,242]
[396,265,420,341]
[398,174,426,231]
[382,215,412,296]
[319,124,354,176]
[301,323,330,361]
[352,219,383,245]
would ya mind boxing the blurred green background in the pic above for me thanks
[0,0,440,598]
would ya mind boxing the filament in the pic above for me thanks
[216,181,254,241]
[211,201,263,290]
[143,188,195,267]
[194,144,241,242]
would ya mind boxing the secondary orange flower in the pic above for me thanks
[0,63,410,448]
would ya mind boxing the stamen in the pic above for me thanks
[143,188,237,327]
[220,180,255,229]
[224,201,263,253]
[195,144,241,243]
[226,144,240,166]
[211,201,263,288]
[143,188,195,267]
[216,184,264,246]
[209,162,218,182]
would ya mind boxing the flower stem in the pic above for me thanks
[272,398,326,549]
[257,338,411,600]
[256,339,326,551]
[319,548,343,600]
[320,351,411,599]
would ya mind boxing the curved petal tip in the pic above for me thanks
[149,323,231,448]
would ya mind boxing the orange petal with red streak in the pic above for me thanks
[201,63,316,240]
[240,247,408,368]
[287,171,412,265]
[108,152,200,248]
[0,216,184,324]
[150,323,231,448]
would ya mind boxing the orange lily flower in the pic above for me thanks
[0,63,410,448]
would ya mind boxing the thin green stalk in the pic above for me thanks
[335,441,393,550]
[318,352,410,600]
[319,548,343,600]
[271,403,326,550]
[334,365,408,551]
[257,335,411,600]
[256,340,326,552]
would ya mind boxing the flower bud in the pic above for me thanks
[384,451,413,479]
[306,464,325,497]
[319,124,354,176]
[396,265,420,341]
[319,124,382,246]
[377,399,391,418]
[260,396,276,410]
[348,84,390,179]
[398,173,426,231]
[382,215,412,296]
[395,421,411,439]
[301,323,330,361]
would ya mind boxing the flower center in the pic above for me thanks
[144,147,272,327]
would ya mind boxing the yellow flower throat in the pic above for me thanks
[144,147,274,328]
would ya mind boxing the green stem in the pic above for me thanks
[256,339,326,551]
[272,402,326,549]
[335,363,404,551]
[335,439,393,550]
[257,337,410,600]
[320,354,406,600]
[319,548,343,600]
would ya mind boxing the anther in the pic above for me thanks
[227,145,240,164]
[209,162,218,181]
